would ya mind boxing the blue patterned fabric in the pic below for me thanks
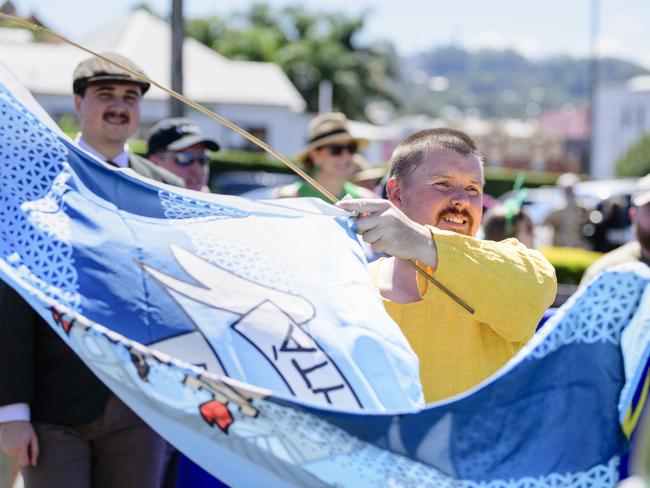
[0,62,423,413]
[1,61,650,487]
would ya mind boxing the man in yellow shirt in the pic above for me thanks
[338,128,557,403]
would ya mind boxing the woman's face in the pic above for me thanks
[309,140,358,180]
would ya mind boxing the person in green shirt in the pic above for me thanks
[277,112,376,200]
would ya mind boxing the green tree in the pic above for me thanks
[130,2,160,16]
[186,16,227,48]
[186,3,398,119]
[616,133,650,177]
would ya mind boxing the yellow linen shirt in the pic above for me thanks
[369,228,557,403]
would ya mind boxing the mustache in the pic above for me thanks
[438,206,473,223]
[103,109,129,123]
[438,206,474,227]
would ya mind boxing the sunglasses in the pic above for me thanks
[161,151,211,166]
[320,143,358,156]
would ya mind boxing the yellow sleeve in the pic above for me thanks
[418,228,557,343]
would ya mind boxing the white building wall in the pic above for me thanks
[209,105,309,156]
[592,84,650,178]
[33,94,74,120]
[32,94,309,156]
[34,92,389,164]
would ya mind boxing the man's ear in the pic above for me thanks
[386,176,403,208]
[630,206,637,222]
[73,94,82,115]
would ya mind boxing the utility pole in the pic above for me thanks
[587,0,600,176]
[318,80,333,114]
[170,0,185,117]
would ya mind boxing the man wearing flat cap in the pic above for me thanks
[580,174,650,286]
[0,53,170,487]
[72,52,183,185]
[147,118,220,192]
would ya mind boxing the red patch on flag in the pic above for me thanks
[50,308,73,334]
[199,400,233,433]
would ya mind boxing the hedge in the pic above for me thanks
[127,139,295,173]
[540,246,603,284]
[116,139,563,195]
[204,156,561,197]
[483,168,560,197]
[125,142,561,193]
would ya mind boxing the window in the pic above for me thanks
[243,127,268,152]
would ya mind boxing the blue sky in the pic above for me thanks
[11,0,650,68]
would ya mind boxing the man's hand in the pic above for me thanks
[337,199,438,267]
[0,421,39,467]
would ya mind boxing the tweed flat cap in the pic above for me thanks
[73,52,150,95]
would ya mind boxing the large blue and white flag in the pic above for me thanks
[1,60,649,487]
[0,61,424,413]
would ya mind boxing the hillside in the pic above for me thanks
[399,46,649,118]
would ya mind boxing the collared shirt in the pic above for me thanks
[0,403,29,423]
[75,134,130,168]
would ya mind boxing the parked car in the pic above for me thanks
[210,170,298,197]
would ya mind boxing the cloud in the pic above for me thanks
[607,11,646,37]
[596,35,631,59]
[468,32,509,50]
[568,32,649,69]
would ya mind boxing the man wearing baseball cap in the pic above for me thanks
[0,53,172,487]
[147,118,220,191]
[581,174,650,286]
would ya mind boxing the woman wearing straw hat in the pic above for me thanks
[277,112,377,200]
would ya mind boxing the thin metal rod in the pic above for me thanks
[0,12,475,315]
[407,261,474,314]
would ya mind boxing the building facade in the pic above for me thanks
[592,76,650,178]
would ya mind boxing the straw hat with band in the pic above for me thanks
[297,112,369,164]
[350,153,386,184]
[73,52,151,96]
[351,166,388,185]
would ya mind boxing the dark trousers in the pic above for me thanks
[21,395,167,488]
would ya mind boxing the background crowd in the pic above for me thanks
[1,1,650,486]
